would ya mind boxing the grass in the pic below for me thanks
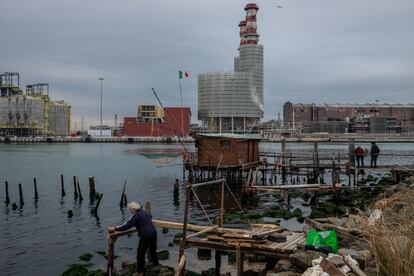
[359,191,414,276]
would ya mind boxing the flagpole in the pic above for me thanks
[178,75,183,136]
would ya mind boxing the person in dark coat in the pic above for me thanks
[370,142,380,168]
[354,146,365,168]
[109,201,159,274]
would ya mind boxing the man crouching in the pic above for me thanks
[108,201,159,275]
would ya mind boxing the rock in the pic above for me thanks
[368,209,382,225]
[197,248,211,260]
[162,227,169,234]
[289,250,327,272]
[266,272,300,276]
[67,210,73,218]
[79,253,93,262]
[122,259,136,268]
[274,259,292,272]
[157,250,169,260]
[363,266,378,276]
[338,248,366,269]
[327,217,345,227]
[345,215,364,229]
[326,253,345,267]
[346,273,357,276]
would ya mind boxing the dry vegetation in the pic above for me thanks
[360,188,414,276]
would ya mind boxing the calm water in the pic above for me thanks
[0,142,413,275]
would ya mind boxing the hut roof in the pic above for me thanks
[198,133,261,140]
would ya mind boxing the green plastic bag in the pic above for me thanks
[305,230,339,253]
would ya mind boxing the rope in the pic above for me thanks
[223,180,254,230]
[190,187,214,226]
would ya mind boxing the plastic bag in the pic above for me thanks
[305,230,339,253]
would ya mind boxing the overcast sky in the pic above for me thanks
[1,0,413,127]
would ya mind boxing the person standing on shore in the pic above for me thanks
[354,146,365,168]
[108,201,159,275]
[370,142,380,168]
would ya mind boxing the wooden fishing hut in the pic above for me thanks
[190,133,262,182]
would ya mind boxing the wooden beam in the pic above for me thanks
[186,226,217,239]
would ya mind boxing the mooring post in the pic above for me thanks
[5,181,10,205]
[73,176,78,199]
[313,142,319,182]
[174,178,179,201]
[236,244,243,276]
[33,178,39,200]
[19,183,24,207]
[60,174,66,197]
[77,177,83,201]
[120,181,126,207]
[93,193,103,215]
[88,177,96,202]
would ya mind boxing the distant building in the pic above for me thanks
[198,3,264,132]
[283,102,414,133]
[0,72,71,136]
[88,125,112,137]
[123,105,191,137]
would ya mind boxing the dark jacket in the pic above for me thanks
[370,144,380,156]
[115,209,157,238]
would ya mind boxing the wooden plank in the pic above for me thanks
[344,255,367,276]
[186,226,217,239]
[175,254,186,276]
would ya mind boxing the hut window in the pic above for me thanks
[220,140,231,149]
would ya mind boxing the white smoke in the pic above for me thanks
[250,87,264,112]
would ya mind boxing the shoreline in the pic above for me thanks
[2,136,414,144]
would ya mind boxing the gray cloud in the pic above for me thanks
[1,0,413,126]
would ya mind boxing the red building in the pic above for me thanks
[123,106,191,137]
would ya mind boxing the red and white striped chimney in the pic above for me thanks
[240,3,259,45]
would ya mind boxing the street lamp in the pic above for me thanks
[98,77,104,137]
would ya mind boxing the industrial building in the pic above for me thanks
[123,104,191,137]
[0,72,71,136]
[283,102,414,133]
[198,3,264,132]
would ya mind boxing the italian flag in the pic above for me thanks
[179,71,189,79]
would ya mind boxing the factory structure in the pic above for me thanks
[0,72,71,136]
[198,3,264,133]
[123,104,191,137]
[283,102,414,134]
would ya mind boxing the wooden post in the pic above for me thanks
[19,183,24,207]
[73,176,78,199]
[106,234,116,275]
[236,244,243,276]
[332,156,338,198]
[77,177,83,201]
[33,177,39,200]
[88,177,96,202]
[93,193,103,215]
[215,250,221,276]
[60,174,66,197]
[174,178,179,205]
[119,181,126,207]
[215,179,226,276]
[178,173,192,261]
[5,181,10,205]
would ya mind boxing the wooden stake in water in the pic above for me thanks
[73,176,78,199]
[88,177,96,202]
[19,183,24,207]
[5,181,10,205]
[93,193,103,215]
[33,178,39,200]
[119,181,127,207]
[61,174,66,197]
[77,177,83,201]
